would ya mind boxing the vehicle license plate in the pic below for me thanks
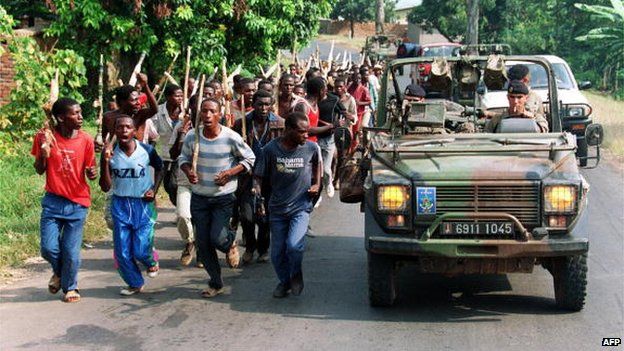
[441,222,514,235]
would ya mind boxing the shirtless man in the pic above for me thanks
[99,73,158,150]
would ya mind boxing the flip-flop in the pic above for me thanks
[62,290,81,303]
[200,287,223,298]
[48,274,60,295]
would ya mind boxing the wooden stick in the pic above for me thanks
[241,92,247,145]
[95,54,104,146]
[222,58,231,127]
[323,40,334,77]
[274,51,281,113]
[181,46,192,118]
[264,63,278,79]
[190,72,201,97]
[227,64,242,81]
[164,72,179,85]
[128,52,146,87]
[153,52,179,96]
[191,74,206,174]
[207,66,218,82]
[41,68,60,153]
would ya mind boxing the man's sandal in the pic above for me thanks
[62,290,81,303]
[120,286,144,296]
[48,274,61,294]
[200,287,224,298]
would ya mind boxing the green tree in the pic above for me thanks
[41,0,331,84]
[408,0,617,95]
[575,0,624,94]
[0,6,87,152]
[3,0,331,118]
[331,0,396,38]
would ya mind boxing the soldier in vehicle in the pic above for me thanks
[401,84,425,119]
[485,80,549,133]
[508,64,545,119]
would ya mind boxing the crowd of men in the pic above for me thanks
[32,49,547,303]
[32,58,387,302]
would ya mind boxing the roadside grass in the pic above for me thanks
[585,91,624,157]
[0,122,109,270]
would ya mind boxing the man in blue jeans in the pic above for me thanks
[32,98,97,303]
[254,111,321,298]
[179,98,255,298]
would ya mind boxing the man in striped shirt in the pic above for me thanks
[179,98,255,298]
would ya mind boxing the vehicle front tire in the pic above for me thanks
[551,254,588,311]
[368,252,397,307]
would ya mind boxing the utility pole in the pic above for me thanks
[376,0,385,34]
[466,0,479,52]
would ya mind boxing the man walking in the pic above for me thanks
[99,115,163,296]
[233,90,284,264]
[179,98,255,298]
[254,112,321,298]
[151,84,183,205]
[33,98,97,303]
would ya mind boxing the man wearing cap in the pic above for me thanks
[485,80,549,133]
[401,84,426,118]
[507,64,545,119]
[369,64,383,95]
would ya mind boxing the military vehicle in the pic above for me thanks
[362,35,400,64]
[360,55,604,310]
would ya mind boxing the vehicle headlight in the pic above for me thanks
[377,185,410,212]
[565,104,592,118]
[544,185,576,213]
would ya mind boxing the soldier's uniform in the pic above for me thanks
[507,64,546,122]
[485,81,549,133]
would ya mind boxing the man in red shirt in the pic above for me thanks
[32,98,97,303]
[347,72,371,151]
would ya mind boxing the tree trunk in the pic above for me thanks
[376,0,385,34]
[466,0,479,52]
[350,20,355,39]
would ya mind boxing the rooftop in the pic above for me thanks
[396,0,422,11]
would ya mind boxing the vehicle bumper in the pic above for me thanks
[366,236,588,258]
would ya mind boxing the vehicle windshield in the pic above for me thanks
[421,46,458,57]
[385,58,557,134]
[498,63,574,90]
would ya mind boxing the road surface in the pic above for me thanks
[0,159,622,351]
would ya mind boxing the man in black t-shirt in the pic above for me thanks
[254,112,321,298]
[316,84,346,198]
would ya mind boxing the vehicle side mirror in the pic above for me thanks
[578,81,592,90]
[586,123,603,146]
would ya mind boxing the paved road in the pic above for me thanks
[0,160,622,351]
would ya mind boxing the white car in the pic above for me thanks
[478,55,594,165]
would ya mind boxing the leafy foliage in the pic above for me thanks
[42,0,331,84]
[0,7,87,153]
[330,0,397,37]
[409,0,622,98]
[575,0,624,97]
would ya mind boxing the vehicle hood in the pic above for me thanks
[382,153,574,181]
[372,134,579,182]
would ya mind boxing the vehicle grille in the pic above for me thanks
[432,183,541,229]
